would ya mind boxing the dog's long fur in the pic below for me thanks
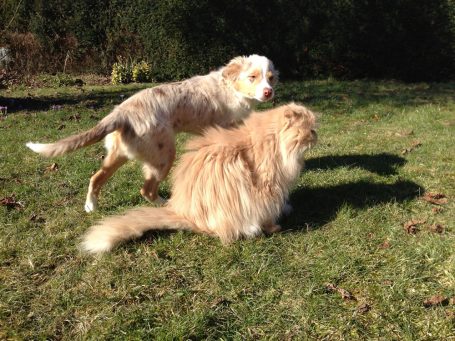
[82,103,318,254]
[26,55,278,212]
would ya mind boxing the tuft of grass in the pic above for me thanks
[1,79,454,339]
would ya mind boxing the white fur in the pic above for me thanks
[81,227,114,253]
[26,142,48,154]
[84,194,98,213]
[243,224,263,238]
[251,55,275,101]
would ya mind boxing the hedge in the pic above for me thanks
[1,0,454,81]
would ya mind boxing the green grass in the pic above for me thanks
[1,79,454,340]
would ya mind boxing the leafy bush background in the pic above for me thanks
[1,0,454,81]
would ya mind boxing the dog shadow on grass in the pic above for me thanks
[304,152,406,176]
[280,152,423,230]
[0,88,140,113]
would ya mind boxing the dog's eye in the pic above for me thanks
[269,76,274,82]
[248,75,256,82]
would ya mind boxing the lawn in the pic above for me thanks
[0,79,454,340]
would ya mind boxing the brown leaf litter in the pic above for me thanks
[432,207,443,214]
[357,303,371,313]
[401,140,422,154]
[325,283,357,301]
[423,295,451,308]
[429,224,444,234]
[379,240,391,249]
[403,219,426,234]
[421,192,448,205]
[30,213,46,224]
[45,163,59,172]
[0,195,24,210]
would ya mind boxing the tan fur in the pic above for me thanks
[26,55,278,212]
[82,103,318,254]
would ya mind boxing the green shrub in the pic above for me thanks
[111,59,133,84]
[132,61,153,82]
[112,60,153,84]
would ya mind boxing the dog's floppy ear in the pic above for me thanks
[222,56,246,81]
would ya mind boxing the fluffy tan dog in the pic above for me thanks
[82,103,318,254]
[26,55,278,212]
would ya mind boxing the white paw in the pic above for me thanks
[84,196,98,213]
[282,202,293,216]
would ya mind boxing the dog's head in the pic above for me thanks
[222,54,278,102]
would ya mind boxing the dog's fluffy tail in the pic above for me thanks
[26,114,120,157]
[82,207,197,254]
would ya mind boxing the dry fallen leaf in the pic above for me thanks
[30,213,46,223]
[379,240,391,249]
[210,297,231,309]
[45,163,59,172]
[421,192,448,205]
[403,219,425,234]
[432,207,443,214]
[429,224,444,234]
[325,283,357,301]
[401,140,422,155]
[357,303,371,313]
[325,283,337,292]
[0,195,24,210]
[338,288,356,301]
[423,295,449,308]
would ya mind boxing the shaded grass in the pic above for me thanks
[0,79,454,339]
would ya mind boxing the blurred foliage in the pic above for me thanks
[132,61,153,83]
[111,59,153,84]
[111,58,134,85]
[0,0,454,81]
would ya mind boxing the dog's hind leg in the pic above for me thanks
[140,134,176,206]
[85,148,128,212]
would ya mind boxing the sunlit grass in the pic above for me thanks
[0,79,454,339]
